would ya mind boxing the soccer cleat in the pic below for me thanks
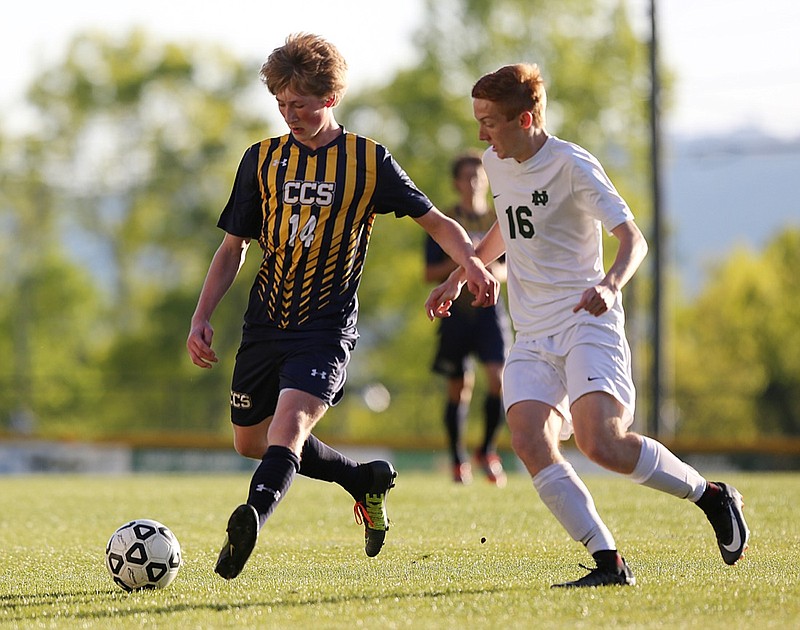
[551,557,636,588]
[475,451,507,488]
[214,504,259,580]
[353,460,396,557]
[703,482,750,565]
[453,462,473,484]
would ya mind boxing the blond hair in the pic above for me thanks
[260,33,348,105]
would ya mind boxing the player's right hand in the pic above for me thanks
[187,322,218,368]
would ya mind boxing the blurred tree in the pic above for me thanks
[1,29,271,435]
[26,29,265,318]
[0,134,107,434]
[333,0,653,442]
[673,228,800,438]
[0,253,105,435]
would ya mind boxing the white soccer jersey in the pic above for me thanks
[483,136,634,338]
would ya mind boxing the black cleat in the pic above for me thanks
[552,557,636,588]
[214,504,259,580]
[703,482,750,565]
[353,460,396,557]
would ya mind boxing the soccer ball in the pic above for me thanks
[105,519,182,591]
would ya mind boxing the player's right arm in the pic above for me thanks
[187,233,250,368]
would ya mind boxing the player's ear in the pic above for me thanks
[519,110,534,129]
[325,95,337,108]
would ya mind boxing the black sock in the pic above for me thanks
[444,401,467,465]
[592,550,622,572]
[247,445,300,530]
[695,481,722,513]
[479,394,504,455]
[299,434,362,498]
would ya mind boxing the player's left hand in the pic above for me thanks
[573,284,617,317]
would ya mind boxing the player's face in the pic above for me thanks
[275,88,335,148]
[473,98,529,162]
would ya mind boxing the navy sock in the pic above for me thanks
[247,445,300,530]
[444,401,467,465]
[479,394,504,455]
[299,434,362,499]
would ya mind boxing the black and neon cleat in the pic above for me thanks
[353,460,397,557]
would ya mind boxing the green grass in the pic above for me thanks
[1,470,798,629]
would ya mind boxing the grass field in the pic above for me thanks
[1,469,798,629]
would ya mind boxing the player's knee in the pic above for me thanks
[233,435,267,460]
[575,438,606,467]
[575,434,626,472]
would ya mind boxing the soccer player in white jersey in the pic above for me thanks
[425,63,750,587]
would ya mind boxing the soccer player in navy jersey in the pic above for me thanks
[425,151,512,486]
[186,33,498,580]
[426,63,749,587]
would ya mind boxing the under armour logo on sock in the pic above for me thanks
[255,485,282,501]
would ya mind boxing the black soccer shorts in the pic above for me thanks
[228,334,356,426]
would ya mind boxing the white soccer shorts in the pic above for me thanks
[502,320,636,440]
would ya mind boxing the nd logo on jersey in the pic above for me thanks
[531,190,548,206]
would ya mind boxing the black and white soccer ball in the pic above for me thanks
[105,519,182,591]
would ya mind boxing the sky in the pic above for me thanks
[2,0,800,139]
[657,0,800,138]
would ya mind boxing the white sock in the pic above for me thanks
[630,436,707,501]
[533,461,616,555]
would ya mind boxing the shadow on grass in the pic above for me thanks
[0,583,525,622]
[1,590,116,604]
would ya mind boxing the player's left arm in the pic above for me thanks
[573,219,649,316]
[415,207,499,309]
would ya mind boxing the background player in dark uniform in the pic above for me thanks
[425,151,512,486]
[186,33,499,580]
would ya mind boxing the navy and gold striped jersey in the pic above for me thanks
[218,130,433,339]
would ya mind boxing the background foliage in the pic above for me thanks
[1,0,797,447]
[673,229,800,438]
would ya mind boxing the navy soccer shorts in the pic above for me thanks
[228,334,356,426]
[432,304,510,378]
